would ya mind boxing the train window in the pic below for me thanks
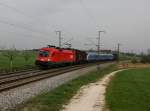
[39,50,49,57]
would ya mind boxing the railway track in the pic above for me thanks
[0,68,37,75]
[0,62,105,92]
[0,69,41,79]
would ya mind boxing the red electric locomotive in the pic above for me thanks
[35,45,87,67]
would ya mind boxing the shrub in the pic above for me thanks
[140,56,150,63]
[131,58,138,64]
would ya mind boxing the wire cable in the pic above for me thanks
[79,0,100,29]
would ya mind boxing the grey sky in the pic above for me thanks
[0,0,150,53]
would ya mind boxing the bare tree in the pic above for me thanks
[22,50,31,66]
[3,46,17,71]
[147,49,150,56]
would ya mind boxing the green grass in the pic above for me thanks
[16,64,117,111]
[0,51,37,72]
[119,53,134,61]
[106,68,150,111]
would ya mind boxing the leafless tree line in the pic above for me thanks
[0,46,33,71]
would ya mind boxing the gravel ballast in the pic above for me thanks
[0,63,112,111]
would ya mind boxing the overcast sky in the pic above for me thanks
[0,0,149,53]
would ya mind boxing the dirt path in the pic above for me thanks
[62,70,123,111]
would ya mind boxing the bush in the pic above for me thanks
[140,56,150,63]
[131,58,138,64]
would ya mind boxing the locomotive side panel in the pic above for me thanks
[36,49,87,67]
[61,50,76,63]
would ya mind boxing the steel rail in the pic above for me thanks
[0,62,109,92]
[0,64,87,85]
[0,69,41,79]
[0,63,95,92]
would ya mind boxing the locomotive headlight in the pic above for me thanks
[40,58,44,61]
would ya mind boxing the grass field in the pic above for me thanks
[0,51,37,72]
[119,53,138,61]
[0,50,133,72]
[106,68,150,111]
[16,64,117,111]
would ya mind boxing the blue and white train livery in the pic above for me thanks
[87,52,114,61]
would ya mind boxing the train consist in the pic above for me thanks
[35,45,116,67]
[87,52,114,61]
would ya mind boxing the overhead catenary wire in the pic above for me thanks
[0,2,36,20]
[0,2,55,29]
[79,0,107,52]
[0,29,49,40]
[0,1,76,44]
[0,1,103,49]
[62,38,74,46]
[54,24,75,47]
[79,0,100,30]
[87,37,97,46]
[0,19,51,37]
[0,1,82,50]
[0,2,55,38]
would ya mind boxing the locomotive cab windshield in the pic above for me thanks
[39,50,50,57]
